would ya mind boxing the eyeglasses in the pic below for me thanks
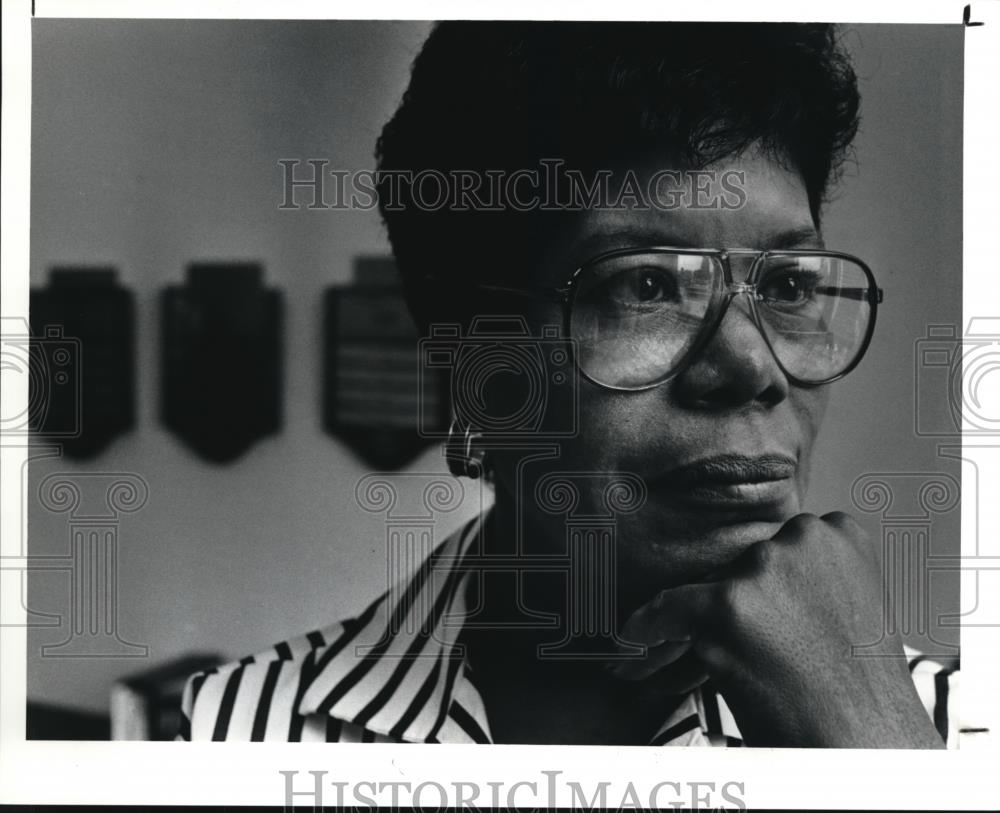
[432,246,883,391]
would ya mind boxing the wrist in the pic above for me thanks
[811,659,946,748]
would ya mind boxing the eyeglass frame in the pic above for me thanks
[424,246,884,392]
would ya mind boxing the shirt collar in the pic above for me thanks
[296,511,742,745]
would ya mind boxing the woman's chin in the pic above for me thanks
[689,519,788,571]
[620,516,792,591]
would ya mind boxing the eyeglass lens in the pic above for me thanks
[570,252,875,389]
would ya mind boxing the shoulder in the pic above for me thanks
[177,620,353,741]
[178,512,486,742]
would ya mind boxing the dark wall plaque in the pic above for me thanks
[161,263,282,463]
[323,257,448,469]
[30,267,135,458]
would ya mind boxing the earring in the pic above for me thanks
[445,418,484,479]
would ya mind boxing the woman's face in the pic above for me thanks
[488,150,831,608]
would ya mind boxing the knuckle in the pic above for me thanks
[821,511,870,555]
[748,539,775,571]
[779,512,821,537]
[771,512,824,548]
[821,510,861,534]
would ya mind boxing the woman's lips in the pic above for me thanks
[654,453,797,510]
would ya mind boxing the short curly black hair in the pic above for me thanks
[376,21,860,329]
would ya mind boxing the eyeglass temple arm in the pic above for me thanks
[814,286,884,304]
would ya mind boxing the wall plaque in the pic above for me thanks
[323,257,448,469]
[30,267,135,458]
[161,263,282,463]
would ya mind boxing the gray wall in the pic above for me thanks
[27,21,963,713]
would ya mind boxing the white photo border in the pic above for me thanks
[2,0,998,808]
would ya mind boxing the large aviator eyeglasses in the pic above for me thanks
[429,246,883,391]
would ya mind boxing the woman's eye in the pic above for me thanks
[761,271,818,303]
[637,272,667,301]
[605,268,679,304]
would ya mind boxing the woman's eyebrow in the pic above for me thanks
[575,227,695,256]
[766,227,824,250]
[576,226,823,255]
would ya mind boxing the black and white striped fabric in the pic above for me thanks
[179,513,970,746]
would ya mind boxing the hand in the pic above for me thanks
[610,512,945,748]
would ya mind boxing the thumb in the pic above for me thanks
[620,581,713,646]
[606,582,715,679]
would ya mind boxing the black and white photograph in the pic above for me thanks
[2,0,999,809]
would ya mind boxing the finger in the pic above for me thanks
[821,509,875,561]
[619,581,715,648]
[771,511,862,543]
[608,648,709,695]
[772,511,866,550]
[820,510,859,531]
[769,512,818,543]
[606,637,694,681]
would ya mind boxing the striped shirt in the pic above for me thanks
[179,512,973,746]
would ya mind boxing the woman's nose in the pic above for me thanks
[672,293,790,410]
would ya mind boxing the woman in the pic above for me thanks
[182,21,961,747]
